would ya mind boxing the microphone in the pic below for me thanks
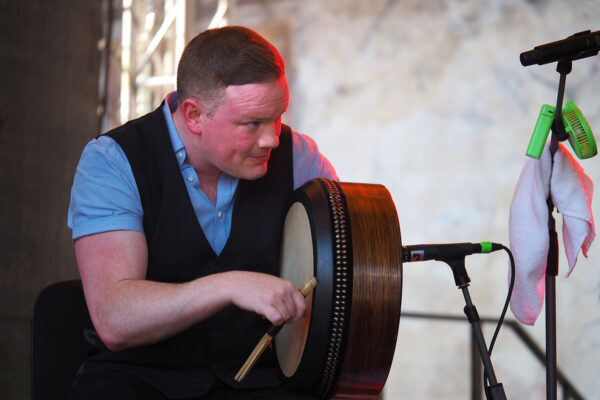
[520,30,600,66]
[402,242,502,263]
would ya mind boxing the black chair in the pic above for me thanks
[32,279,89,400]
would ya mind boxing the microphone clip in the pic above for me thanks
[443,257,471,288]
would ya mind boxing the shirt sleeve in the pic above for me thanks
[67,135,144,240]
[292,131,339,189]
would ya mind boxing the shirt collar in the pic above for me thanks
[162,91,186,166]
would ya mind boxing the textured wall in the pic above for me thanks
[236,0,600,398]
[0,0,101,398]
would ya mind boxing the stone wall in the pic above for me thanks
[1,0,598,398]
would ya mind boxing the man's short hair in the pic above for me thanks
[177,26,285,107]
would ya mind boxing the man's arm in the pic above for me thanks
[292,131,339,188]
[75,230,307,352]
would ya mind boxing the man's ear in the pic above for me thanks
[179,98,205,135]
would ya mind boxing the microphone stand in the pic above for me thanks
[544,58,572,400]
[444,257,507,400]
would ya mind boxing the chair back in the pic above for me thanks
[32,279,89,400]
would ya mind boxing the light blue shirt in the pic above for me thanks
[68,93,338,255]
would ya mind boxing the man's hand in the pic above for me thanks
[223,271,308,326]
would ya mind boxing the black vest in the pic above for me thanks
[80,104,294,398]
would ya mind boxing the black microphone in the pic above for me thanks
[402,242,502,263]
[520,29,600,66]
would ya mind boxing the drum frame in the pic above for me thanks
[277,178,403,399]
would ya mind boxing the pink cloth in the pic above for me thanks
[509,142,595,325]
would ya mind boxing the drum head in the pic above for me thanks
[276,202,314,377]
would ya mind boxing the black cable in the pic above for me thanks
[483,244,515,396]
[488,244,515,354]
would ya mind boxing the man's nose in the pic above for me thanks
[258,123,280,149]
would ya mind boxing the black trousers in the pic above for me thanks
[68,370,317,400]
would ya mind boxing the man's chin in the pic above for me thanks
[236,164,268,180]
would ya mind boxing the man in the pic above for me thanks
[67,26,337,399]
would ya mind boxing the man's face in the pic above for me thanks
[197,76,289,180]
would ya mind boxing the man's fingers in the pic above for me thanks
[291,292,308,322]
[260,288,306,325]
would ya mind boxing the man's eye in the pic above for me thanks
[246,121,260,128]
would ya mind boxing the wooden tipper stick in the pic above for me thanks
[234,276,317,382]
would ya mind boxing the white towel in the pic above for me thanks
[509,142,595,325]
